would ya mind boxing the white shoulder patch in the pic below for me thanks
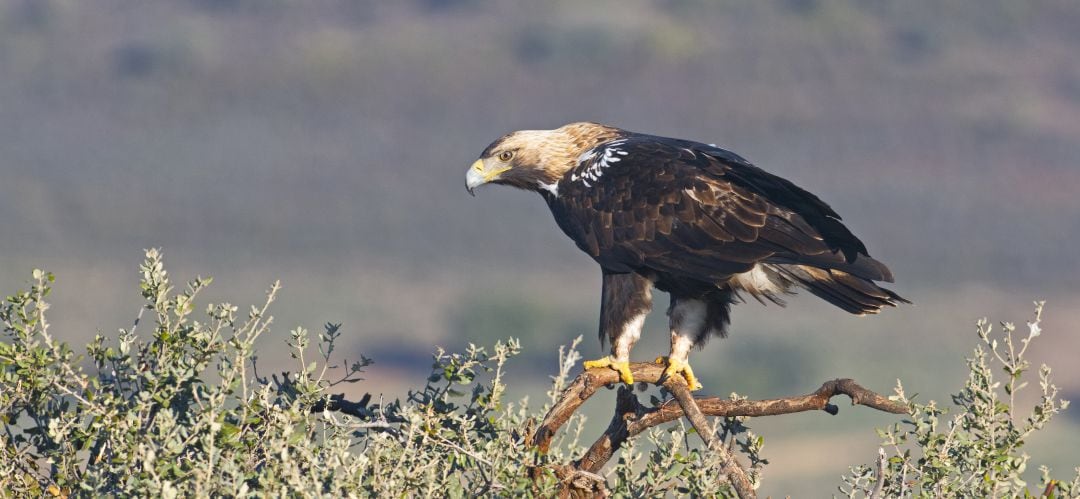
[576,150,597,164]
[570,139,629,187]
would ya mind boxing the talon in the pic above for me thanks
[658,356,703,391]
[584,356,635,385]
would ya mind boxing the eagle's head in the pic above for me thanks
[466,122,621,196]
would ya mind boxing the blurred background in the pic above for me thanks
[1,0,1078,494]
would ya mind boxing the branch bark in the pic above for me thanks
[533,361,907,498]
[665,375,755,499]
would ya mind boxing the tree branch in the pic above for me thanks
[665,375,755,499]
[533,361,907,497]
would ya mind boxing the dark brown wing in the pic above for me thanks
[550,135,883,284]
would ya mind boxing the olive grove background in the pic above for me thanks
[1,0,1078,494]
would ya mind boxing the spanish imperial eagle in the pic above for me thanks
[466,122,907,390]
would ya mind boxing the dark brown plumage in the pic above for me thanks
[466,122,907,390]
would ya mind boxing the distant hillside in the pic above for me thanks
[2,0,1078,287]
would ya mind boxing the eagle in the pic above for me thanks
[466,122,907,390]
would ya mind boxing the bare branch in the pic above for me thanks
[666,375,755,499]
[532,361,907,497]
[869,447,887,499]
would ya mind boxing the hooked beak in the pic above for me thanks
[465,159,509,196]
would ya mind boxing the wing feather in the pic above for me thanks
[551,133,894,289]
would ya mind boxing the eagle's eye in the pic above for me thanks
[498,150,514,162]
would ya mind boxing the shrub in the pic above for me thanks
[1,249,1076,497]
[840,302,1079,498]
[0,250,743,497]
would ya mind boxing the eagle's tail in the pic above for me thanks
[769,263,910,315]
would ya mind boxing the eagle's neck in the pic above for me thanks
[522,122,623,195]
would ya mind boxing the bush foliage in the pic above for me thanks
[1,250,1077,497]
[841,302,1079,498]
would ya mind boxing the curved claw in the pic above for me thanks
[583,356,634,385]
[655,356,703,391]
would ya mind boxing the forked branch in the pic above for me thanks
[532,361,907,499]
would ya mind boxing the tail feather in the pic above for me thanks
[770,264,909,315]
[765,252,895,282]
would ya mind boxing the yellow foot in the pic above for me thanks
[583,356,634,385]
[654,356,704,391]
